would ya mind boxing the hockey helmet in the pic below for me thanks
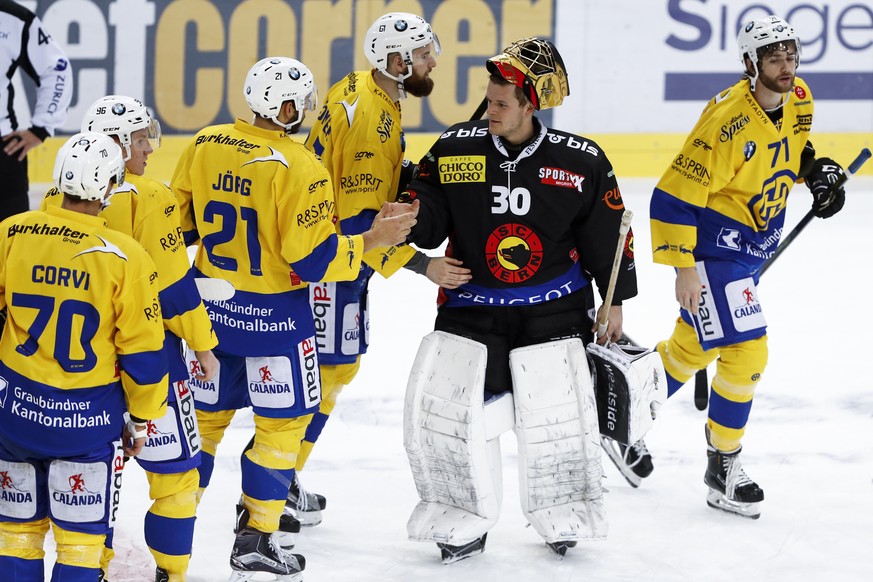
[486,37,570,110]
[53,132,126,201]
[244,57,318,132]
[737,16,801,89]
[363,12,441,83]
[81,95,161,161]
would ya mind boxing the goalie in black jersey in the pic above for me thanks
[398,38,663,562]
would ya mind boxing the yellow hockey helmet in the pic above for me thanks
[486,38,570,110]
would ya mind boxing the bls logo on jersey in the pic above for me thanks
[749,171,793,230]
[485,223,543,284]
[439,156,486,183]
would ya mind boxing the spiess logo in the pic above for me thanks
[485,223,543,284]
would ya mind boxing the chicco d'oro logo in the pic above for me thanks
[485,224,543,284]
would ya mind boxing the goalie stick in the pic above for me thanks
[692,147,872,411]
[596,210,633,342]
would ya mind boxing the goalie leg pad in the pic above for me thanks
[510,339,607,544]
[586,342,667,445]
[404,331,513,545]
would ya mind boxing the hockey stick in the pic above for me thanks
[761,147,871,275]
[470,97,488,121]
[596,209,633,341]
[692,147,871,411]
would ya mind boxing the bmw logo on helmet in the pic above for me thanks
[745,22,754,32]
[112,103,126,115]
[246,86,251,95]
[288,67,301,80]
[394,19,408,32]
[65,171,74,180]
[77,137,90,146]
[774,25,784,32]
[270,59,281,64]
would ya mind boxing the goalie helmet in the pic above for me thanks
[81,95,161,161]
[244,57,317,132]
[486,38,570,110]
[53,132,126,201]
[737,16,801,89]
[363,12,441,84]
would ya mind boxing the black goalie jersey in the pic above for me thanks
[405,119,636,308]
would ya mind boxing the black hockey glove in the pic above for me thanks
[395,159,420,200]
[807,157,846,219]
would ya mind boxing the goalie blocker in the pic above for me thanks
[586,342,666,446]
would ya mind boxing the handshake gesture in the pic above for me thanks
[807,157,846,219]
[362,199,420,250]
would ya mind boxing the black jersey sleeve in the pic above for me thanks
[572,151,637,304]
[405,141,454,249]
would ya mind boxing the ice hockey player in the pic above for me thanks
[399,38,663,562]
[171,56,418,581]
[647,15,846,518]
[276,11,470,528]
[42,95,220,582]
[0,132,168,581]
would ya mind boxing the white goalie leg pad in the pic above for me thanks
[404,331,513,545]
[586,342,667,445]
[510,338,607,544]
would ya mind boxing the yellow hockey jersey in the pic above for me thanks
[43,175,217,354]
[650,77,814,271]
[304,70,414,277]
[172,119,365,356]
[0,205,167,456]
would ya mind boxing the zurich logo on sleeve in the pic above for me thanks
[0,377,7,408]
[54,59,68,71]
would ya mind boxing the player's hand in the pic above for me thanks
[592,305,623,345]
[123,419,148,456]
[364,200,419,249]
[194,349,218,381]
[426,257,471,289]
[2,130,43,161]
[675,267,702,314]
[808,157,846,219]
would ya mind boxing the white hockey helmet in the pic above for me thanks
[363,12,440,84]
[53,132,126,201]
[737,16,801,88]
[81,95,161,161]
[244,57,317,132]
[486,38,570,110]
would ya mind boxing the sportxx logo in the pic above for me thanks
[485,223,543,284]
[259,366,275,383]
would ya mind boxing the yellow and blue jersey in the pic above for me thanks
[171,119,364,356]
[0,205,167,457]
[305,70,415,277]
[650,76,814,272]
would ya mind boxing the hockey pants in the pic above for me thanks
[0,517,104,581]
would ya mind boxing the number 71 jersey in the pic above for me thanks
[650,76,814,270]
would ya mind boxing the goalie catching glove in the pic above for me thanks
[808,157,846,219]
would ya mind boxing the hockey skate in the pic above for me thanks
[546,540,577,558]
[601,436,654,487]
[437,533,487,564]
[704,429,764,519]
[155,567,168,582]
[235,500,301,550]
[229,527,305,582]
[283,473,326,527]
